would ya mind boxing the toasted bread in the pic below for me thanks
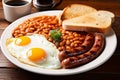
[62,10,115,33]
[60,4,97,21]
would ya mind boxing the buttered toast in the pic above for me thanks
[60,4,97,21]
[62,10,114,33]
[60,4,115,34]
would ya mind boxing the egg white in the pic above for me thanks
[6,34,61,69]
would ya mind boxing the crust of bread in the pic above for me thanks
[62,24,111,34]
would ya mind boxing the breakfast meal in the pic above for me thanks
[6,4,114,69]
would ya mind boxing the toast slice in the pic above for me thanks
[62,10,115,33]
[60,4,97,21]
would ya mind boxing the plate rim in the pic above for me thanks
[0,10,117,75]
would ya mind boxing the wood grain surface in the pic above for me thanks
[0,0,120,79]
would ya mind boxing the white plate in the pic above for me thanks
[0,10,117,75]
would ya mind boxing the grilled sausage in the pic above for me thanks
[61,33,105,68]
[58,34,94,62]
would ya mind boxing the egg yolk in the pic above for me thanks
[27,48,46,62]
[15,36,31,46]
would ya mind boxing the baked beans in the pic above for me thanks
[12,15,87,52]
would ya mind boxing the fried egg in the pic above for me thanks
[6,34,61,69]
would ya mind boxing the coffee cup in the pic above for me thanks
[2,0,32,22]
[33,0,62,10]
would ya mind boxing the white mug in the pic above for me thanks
[2,0,32,22]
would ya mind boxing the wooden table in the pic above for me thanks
[0,0,120,79]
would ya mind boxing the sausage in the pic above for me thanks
[58,34,95,62]
[61,33,105,69]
